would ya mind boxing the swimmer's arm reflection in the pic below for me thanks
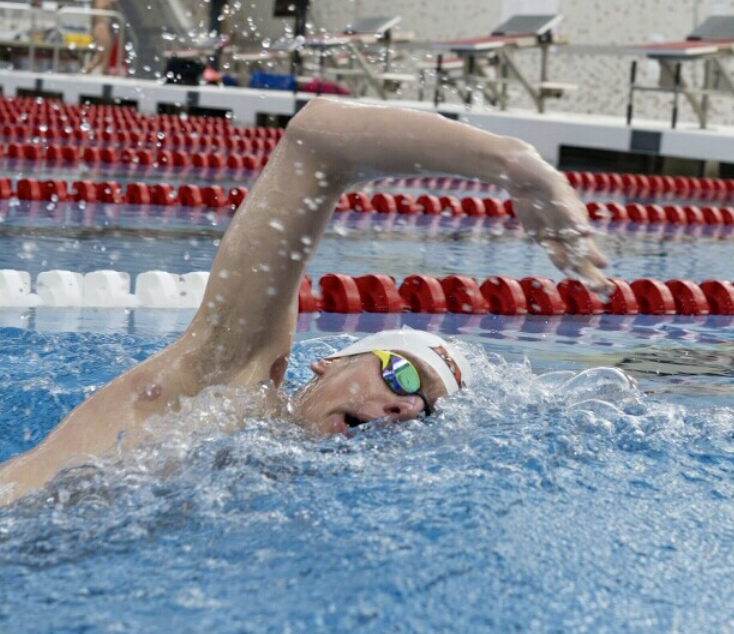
[0,97,607,503]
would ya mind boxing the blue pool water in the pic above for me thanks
[1,188,733,632]
[1,324,734,633]
[1,204,733,282]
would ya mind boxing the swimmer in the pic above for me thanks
[82,0,119,76]
[0,98,611,504]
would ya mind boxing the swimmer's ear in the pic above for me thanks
[311,359,329,376]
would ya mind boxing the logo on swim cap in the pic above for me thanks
[431,346,463,388]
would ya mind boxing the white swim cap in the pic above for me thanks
[326,327,472,395]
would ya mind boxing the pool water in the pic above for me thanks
[1,325,734,633]
[1,205,733,282]
[1,188,734,632]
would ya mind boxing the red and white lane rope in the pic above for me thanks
[2,269,732,315]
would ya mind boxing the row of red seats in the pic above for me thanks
[565,171,734,197]
[0,178,249,208]
[299,274,734,315]
[2,144,270,169]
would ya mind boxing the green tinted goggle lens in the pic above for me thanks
[372,350,421,395]
[371,350,433,418]
[392,357,421,393]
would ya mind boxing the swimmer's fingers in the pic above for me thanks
[583,239,608,270]
[513,195,614,294]
[542,237,568,270]
[541,236,614,296]
[572,256,615,296]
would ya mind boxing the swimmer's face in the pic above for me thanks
[293,352,447,436]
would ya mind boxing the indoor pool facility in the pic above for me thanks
[1,1,734,633]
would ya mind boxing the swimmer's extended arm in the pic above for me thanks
[189,97,609,379]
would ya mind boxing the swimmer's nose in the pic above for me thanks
[383,396,422,421]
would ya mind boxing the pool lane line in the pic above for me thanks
[3,270,733,315]
[1,178,734,227]
[1,209,732,243]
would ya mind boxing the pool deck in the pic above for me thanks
[1,69,733,166]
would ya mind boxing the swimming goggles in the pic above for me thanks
[371,350,433,417]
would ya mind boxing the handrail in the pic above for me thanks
[0,3,126,75]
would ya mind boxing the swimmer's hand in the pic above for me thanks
[507,149,613,296]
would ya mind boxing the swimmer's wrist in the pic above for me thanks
[501,140,565,198]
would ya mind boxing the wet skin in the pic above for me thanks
[293,352,447,436]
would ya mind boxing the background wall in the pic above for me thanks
[180,0,734,126]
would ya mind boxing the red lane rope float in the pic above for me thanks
[1,121,279,136]
[3,142,270,170]
[0,177,251,212]
[2,136,278,154]
[563,171,734,198]
[0,97,285,139]
[2,179,734,231]
[382,172,734,199]
[1,129,282,151]
[1,98,732,198]
[335,192,732,225]
[298,275,734,315]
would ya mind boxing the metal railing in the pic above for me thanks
[0,2,126,75]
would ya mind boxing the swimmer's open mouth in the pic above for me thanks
[344,413,370,428]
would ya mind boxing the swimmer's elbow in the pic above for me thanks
[281,98,355,176]
[284,97,334,139]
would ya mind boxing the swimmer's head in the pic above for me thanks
[293,328,472,435]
